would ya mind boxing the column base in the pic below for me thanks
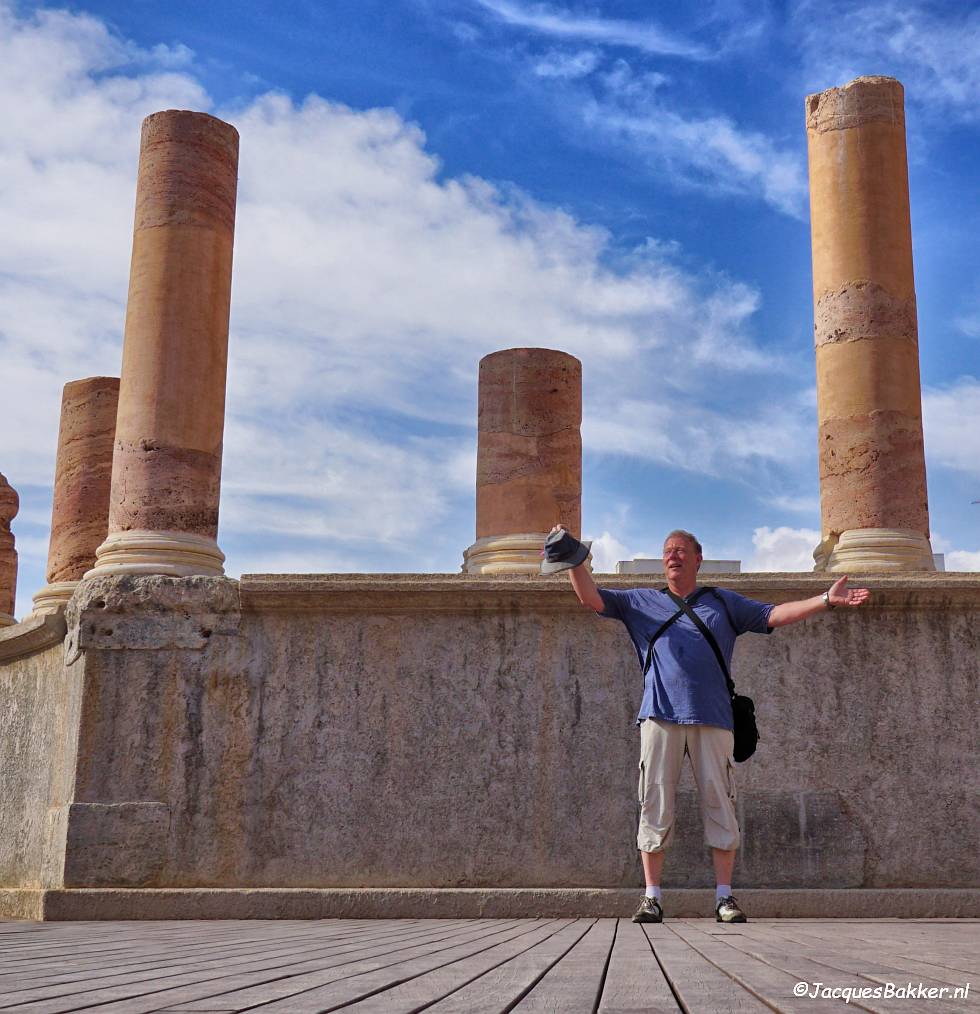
[0,613,15,628]
[463,533,548,575]
[31,581,79,617]
[84,530,226,579]
[814,528,935,573]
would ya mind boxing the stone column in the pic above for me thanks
[463,348,583,574]
[32,378,119,615]
[0,474,19,626]
[87,110,239,579]
[806,76,934,572]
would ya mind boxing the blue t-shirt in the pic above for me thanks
[598,586,774,730]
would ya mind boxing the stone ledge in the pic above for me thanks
[4,887,977,921]
[238,573,980,614]
[0,612,66,662]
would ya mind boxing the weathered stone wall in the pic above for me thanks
[0,636,82,888]
[1,573,977,899]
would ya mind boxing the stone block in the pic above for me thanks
[58,802,170,887]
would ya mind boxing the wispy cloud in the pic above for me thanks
[923,378,980,480]
[793,0,980,122]
[746,525,820,572]
[532,48,599,80]
[955,310,980,340]
[581,60,808,218]
[583,392,812,480]
[472,0,711,59]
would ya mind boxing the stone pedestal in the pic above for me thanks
[0,475,17,626]
[464,348,582,575]
[806,76,934,573]
[33,378,119,616]
[87,110,239,580]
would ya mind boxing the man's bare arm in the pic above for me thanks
[569,561,604,612]
[768,575,870,627]
[546,524,604,611]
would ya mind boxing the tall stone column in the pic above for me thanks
[463,348,583,574]
[33,378,119,615]
[87,110,239,579]
[806,76,934,572]
[0,474,19,626]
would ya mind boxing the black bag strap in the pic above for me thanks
[642,587,711,677]
[664,587,737,700]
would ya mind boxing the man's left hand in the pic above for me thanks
[828,575,871,608]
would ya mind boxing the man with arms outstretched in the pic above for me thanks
[542,526,870,924]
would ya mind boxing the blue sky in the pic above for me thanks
[2,0,980,617]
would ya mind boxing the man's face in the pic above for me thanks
[662,536,702,583]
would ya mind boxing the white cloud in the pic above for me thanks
[945,550,980,572]
[923,378,980,480]
[746,525,820,572]
[586,531,631,574]
[472,1,711,59]
[518,54,807,218]
[583,392,812,480]
[533,48,600,80]
[764,493,820,515]
[955,312,980,340]
[583,91,807,218]
[794,1,980,122]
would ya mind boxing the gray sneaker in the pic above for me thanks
[715,895,747,923]
[632,896,663,923]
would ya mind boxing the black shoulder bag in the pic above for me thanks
[643,587,759,763]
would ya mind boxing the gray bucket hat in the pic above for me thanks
[540,528,592,574]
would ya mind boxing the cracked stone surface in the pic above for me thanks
[475,348,582,539]
[46,378,119,583]
[806,75,905,133]
[107,110,238,542]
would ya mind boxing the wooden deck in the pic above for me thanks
[0,918,975,1013]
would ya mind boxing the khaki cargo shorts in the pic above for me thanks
[637,718,740,853]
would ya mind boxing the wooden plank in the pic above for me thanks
[595,920,678,1014]
[758,922,980,981]
[512,918,617,1013]
[175,919,567,1014]
[711,923,975,1014]
[418,919,596,1014]
[744,923,978,995]
[757,922,980,977]
[669,920,860,1013]
[0,923,309,973]
[0,920,437,1001]
[644,923,772,1012]
[0,921,389,982]
[84,919,533,1014]
[0,922,376,986]
[1,919,491,1014]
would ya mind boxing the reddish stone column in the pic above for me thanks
[32,378,119,615]
[806,76,934,571]
[87,110,239,578]
[463,348,583,574]
[0,474,19,626]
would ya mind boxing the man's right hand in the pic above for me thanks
[547,523,604,611]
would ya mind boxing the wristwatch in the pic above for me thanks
[822,590,836,610]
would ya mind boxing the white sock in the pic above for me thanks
[716,884,732,902]
[645,886,662,900]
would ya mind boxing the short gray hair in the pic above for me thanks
[664,529,702,555]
